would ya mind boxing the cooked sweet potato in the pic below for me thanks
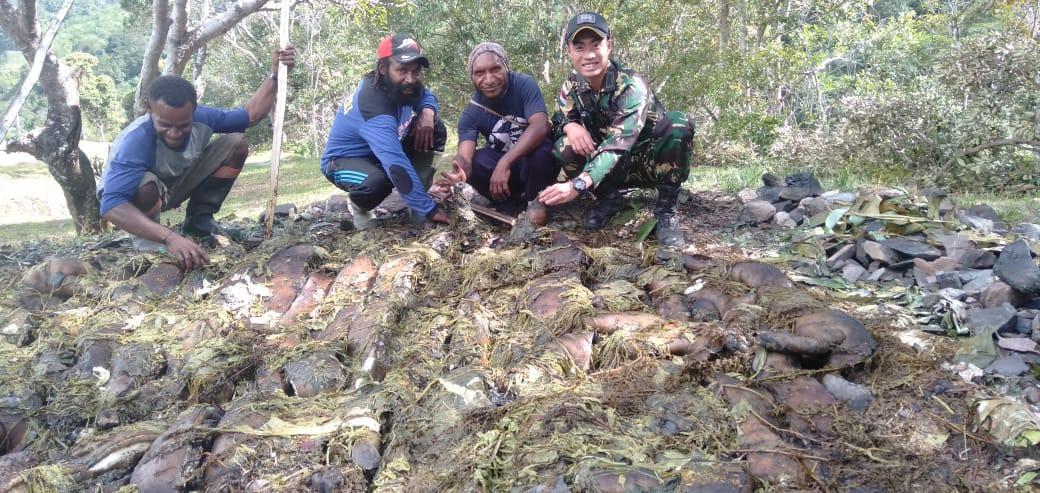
[794,310,877,368]
[584,312,668,333]
[730,262,793,289]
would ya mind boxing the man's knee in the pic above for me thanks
[226,135,249,169]
[132,182,162,215]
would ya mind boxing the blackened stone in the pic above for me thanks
[936,272,963,290]
[936,233,976,260]
[1014,316,1032,335]
[860,220,886,233]
[779,186,815,202]
[826,244,856,269]
[966,204,1007,232]
[967,204,1001,223]
[788,207,806,224]
[756,186,781,203]
[961,269,995,296]
[880,238,942,260]
[986,354,1029,376]
[887,259,917,271]
[958,249,997,269]
[957,213,994,234]
[1024,386,1040,405]
[994,240,1040,295]
[966,303,1017,334]
[762,173,781,187]
[842,263,867,283]
[1011,223,1040,242]
[773,200,796,212]
[862,241,899,265]
[784,172,823,195]
[325,194,350,214]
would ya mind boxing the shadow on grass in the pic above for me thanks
[0,218,77,244]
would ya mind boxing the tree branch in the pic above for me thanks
[175,0,270,68]
[162,0,189,75]
[135,0,170,115]
[942,138,1040,169]
[0,0,76,142]
[0,0,29,48]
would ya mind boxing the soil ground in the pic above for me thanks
[0,185,1034,492]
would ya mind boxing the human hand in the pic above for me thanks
[489,161,512,201]
[428,183,452,202]
[436,157,469,188]
[537,182,580,206]
[272,44,296,73]
[413,108,436,151]
[165,233,210,270]
[563,122,596,156]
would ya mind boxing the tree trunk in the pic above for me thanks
[0,0,101,234]
[134,0,271,114]
[719,0,731,51]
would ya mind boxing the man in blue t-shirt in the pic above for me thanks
[98,46,296,270]
[321,34,449,229]
[441,42,557,226]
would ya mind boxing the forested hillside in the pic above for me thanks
[3,0,1038,191]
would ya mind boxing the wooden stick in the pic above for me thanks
[0,0,76,142]
[263,0,291,239]
[469,203,516,226]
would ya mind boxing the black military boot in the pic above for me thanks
[182,175,236,238]
[653,185,685,248]
[584,186,624,230]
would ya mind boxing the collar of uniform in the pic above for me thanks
[572,62,619,95]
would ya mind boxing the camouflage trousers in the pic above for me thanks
[554,111,693,190]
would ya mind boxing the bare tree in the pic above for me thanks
[0,0,102,234]
[133,0,272,114]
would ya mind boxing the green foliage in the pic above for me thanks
[65,52,127,141]
[3,0,1038,194]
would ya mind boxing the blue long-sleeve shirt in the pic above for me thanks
[98,106,249,216]
[321,74,439,217]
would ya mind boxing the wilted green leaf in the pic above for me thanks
[825,207,849,234]
[976,397,1040,447]
[1015,471,1038,486]
[635,219,658,243]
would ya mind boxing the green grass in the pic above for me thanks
[218,154,330,221]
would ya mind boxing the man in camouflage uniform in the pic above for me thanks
[538,11,693,247]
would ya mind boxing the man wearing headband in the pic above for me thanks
[538,12,694,247]
[440,42,558,226]
[322,34,449,229]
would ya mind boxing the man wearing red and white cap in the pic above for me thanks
[321,34,449,228]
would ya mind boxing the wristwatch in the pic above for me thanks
[571,176,590,195]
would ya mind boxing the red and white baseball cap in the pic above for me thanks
[377,34,430,67]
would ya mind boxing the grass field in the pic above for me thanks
[2,150,1038,244]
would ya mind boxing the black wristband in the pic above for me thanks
[269,72,278,82]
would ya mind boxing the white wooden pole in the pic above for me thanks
[263,0,290,239]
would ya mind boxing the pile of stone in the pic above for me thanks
[739,172,854,228]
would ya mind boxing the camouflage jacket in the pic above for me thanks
[551,61,665,184]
